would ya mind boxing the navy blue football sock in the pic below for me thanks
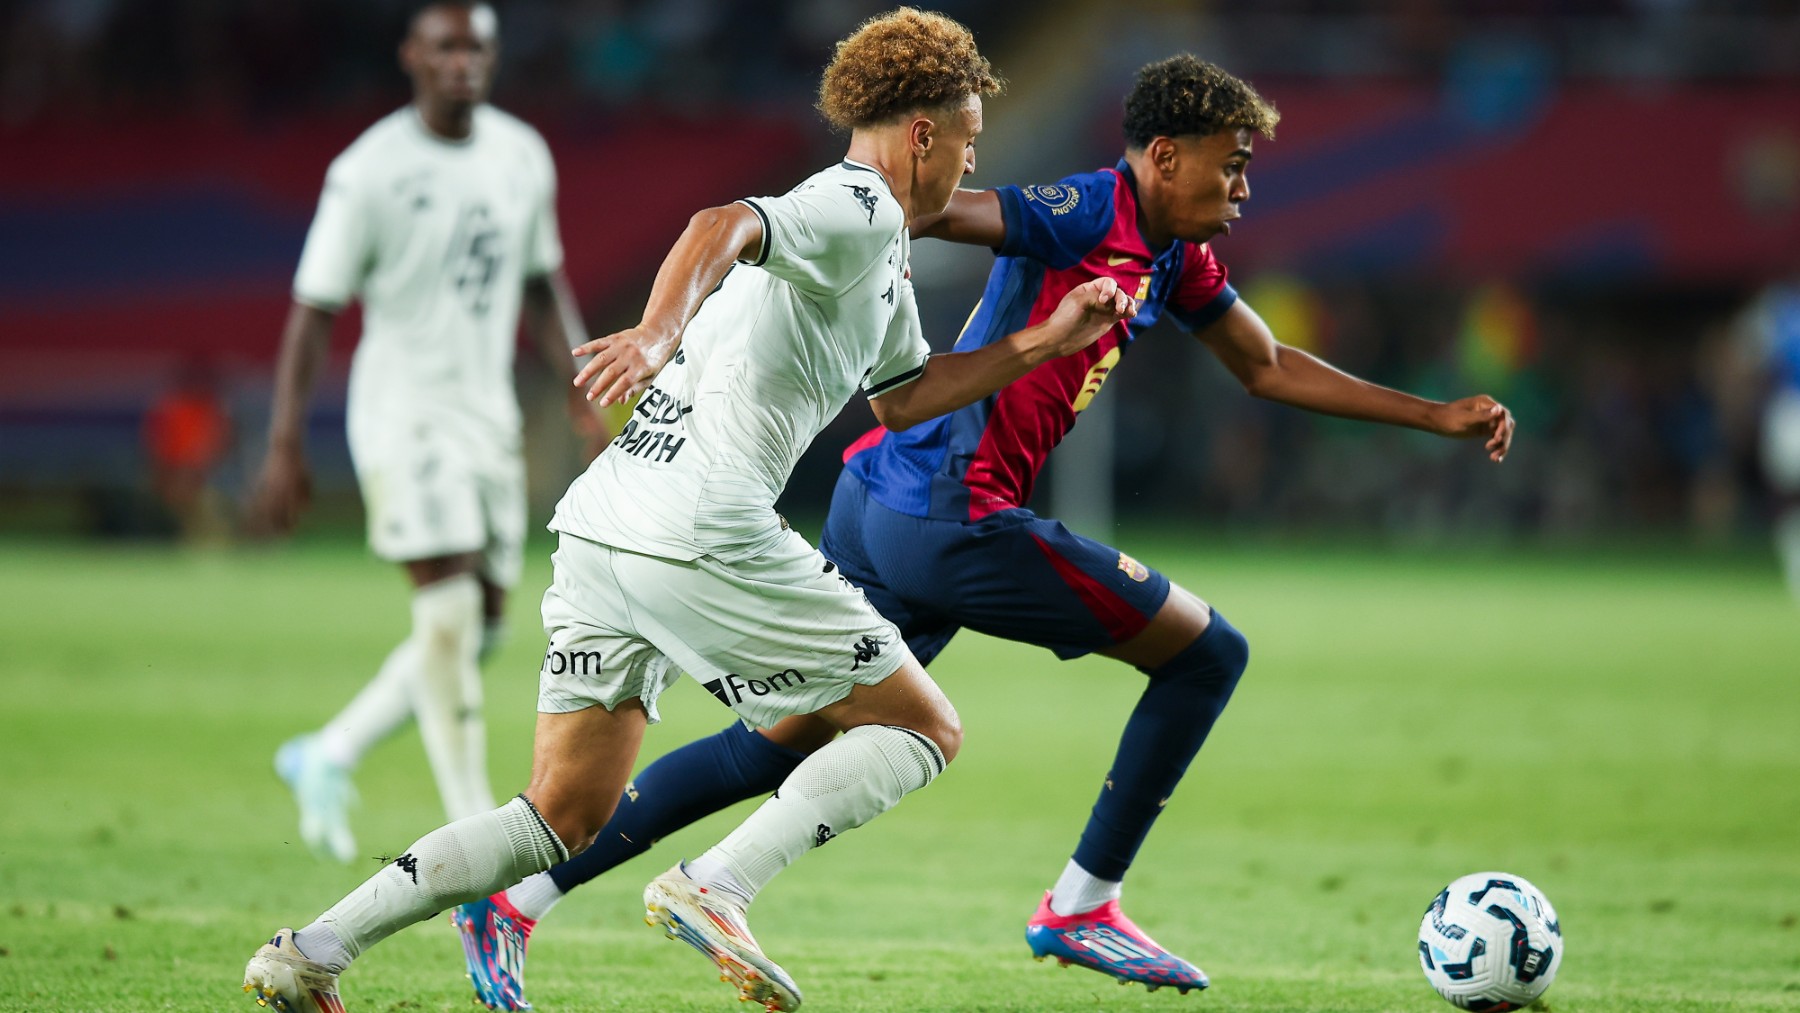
[547,722,806,893]
[1072,609,1250,881]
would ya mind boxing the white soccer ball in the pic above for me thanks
[1417,871,1563,1011]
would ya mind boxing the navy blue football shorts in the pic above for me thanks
[818,469,1173,665]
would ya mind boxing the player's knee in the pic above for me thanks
[1156,609,1250,693]
[926,714,963,765]
[523,784,614,857]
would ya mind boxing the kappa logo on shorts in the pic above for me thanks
[1116,552,1149,582]
[849,634,888,671]
[702,670,809,706]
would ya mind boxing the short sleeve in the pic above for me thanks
[992,171,1118,271]
[524,140,564,277]
[863,279,930,398]
[738,180,893,297]
[292,159,373,311]
[1167,242,1239,333]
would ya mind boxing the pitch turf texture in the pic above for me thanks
[2,536,1796,1012]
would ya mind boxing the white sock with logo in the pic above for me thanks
[1049,858,1123,916]
[318,640,417,770]
[293,795,567,974]
[687,725,945,904]
[408,574,495,820]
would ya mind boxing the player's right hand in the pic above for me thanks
[249,445,312,537]
[573,325,678,407]
[1041,277,1137,359]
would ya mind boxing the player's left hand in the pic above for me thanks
[1430,395,1515,463]
[573,326,678,407]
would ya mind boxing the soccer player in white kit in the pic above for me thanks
[242,9,1138,1012]
[249,0,604,865]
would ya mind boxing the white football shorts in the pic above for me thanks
[536,529,910,729]
[1763,389,1800,492]
[349,422,527,588]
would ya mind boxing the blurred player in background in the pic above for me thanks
[243,9,1140,1012]
[1735,273,1800,600]
[144,354,232,543]
[456,54,1516,1008]
[249,0,604,864]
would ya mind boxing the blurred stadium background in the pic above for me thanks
[3,0,1797,546]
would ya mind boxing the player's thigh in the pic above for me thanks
[820,469,962,665]
[609,530,912,732]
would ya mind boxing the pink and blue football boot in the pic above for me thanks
[1026,891,1209,994]
[452,893,536,1011]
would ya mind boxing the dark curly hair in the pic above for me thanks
[817,8,1004,131]
[1123,55,1278,148]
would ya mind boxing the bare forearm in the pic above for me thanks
[873,326,1058,431]
[267,302,338,450]
[1249,345,1439,430]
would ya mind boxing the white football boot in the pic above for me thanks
[274,735,357,863]
[243,928,346,1012]
[644,864,802,1012]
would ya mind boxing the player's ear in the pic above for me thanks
[1150,137,1179,177]
[911,115,934,157]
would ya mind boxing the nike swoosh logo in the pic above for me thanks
[1105,255,1137,266]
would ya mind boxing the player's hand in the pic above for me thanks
[1039,277,1137,360]
[572,325,678,407]
[248,444,312,537]
[1430,395,1516,463]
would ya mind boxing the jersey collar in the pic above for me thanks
[839,157,893,194]
[1114,157,1177,260]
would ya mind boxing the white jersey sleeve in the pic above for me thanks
[293,157,374,310]
[864,277,930,398]
[737,180,892,297]
[524,135,564,278]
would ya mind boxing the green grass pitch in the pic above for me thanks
[1,535,1797,1011]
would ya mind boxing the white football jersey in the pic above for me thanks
[293,105,562,458]
[552,159,931,563]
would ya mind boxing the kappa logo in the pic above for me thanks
[814,823,838,847]
[849,634,888,671]
[1116,552,1149,582]
[394,852,420,885]
[843,184,880,223]
[703,670,809,706]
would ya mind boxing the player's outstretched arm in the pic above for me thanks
[524,270,609,459]
[1199,299,1515,462]
[249,301,338,535]
[572,204,763,407]
[871,277,1135,432]
[909,188,1004,246]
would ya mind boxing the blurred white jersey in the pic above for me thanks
[293,104,563,459]
[552,159,931,563]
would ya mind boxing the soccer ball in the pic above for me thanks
[1417,871,1563,1011]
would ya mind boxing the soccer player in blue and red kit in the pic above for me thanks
[453,54,1516,1007]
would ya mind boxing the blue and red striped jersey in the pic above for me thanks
[843,160,1238,521]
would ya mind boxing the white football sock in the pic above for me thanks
[317,640,417,770]
[295,795,567,974]
[408,574,494,820]
[690,725,945,903]
[1776,510,1800,603]
[1049,858,1123,916]
[504,871,567,921]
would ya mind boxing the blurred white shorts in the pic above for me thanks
[536,530,909,728]
[349,423,526,588]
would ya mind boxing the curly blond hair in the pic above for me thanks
[817,8,1003,131]
[1124,55,1279,146]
